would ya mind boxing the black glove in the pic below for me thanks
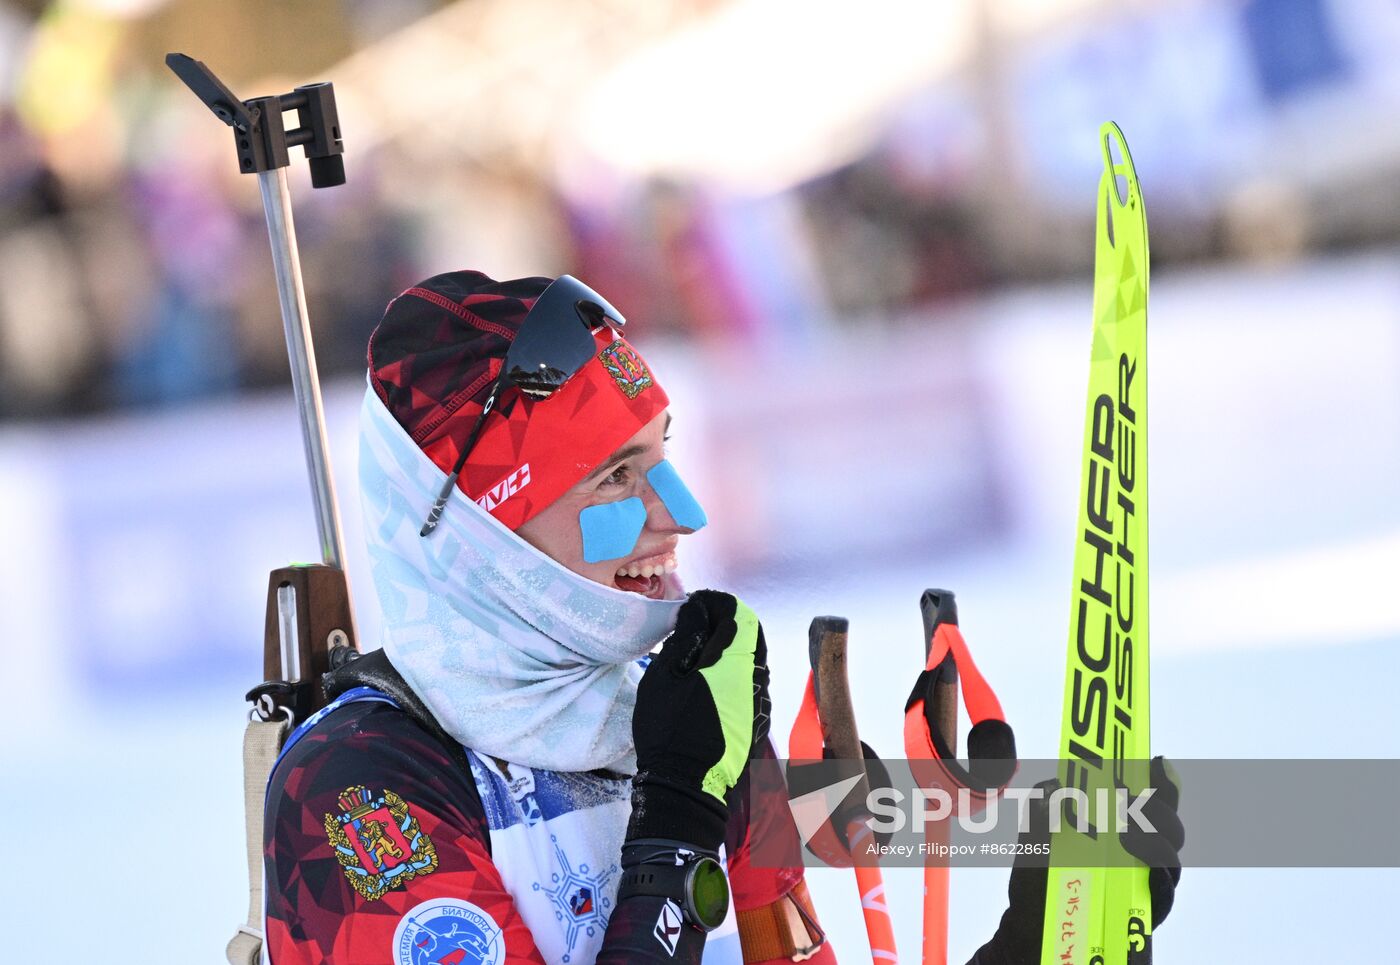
[970,756,1184,965]
[627,590,769,852]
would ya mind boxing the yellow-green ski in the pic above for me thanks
[1041,122,1151,965]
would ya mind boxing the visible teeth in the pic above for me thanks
[615,555,678,581]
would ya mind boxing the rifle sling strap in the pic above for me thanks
[227,716,291,965]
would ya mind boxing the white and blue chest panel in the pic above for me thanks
[274,687,741,964]
[465,751,741,965]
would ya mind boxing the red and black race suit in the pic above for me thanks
[264,697,836,965]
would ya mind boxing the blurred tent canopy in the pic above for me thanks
[566,0,1108,193]
[565,0,978,193]
[315,0,1106,192]
[321,0,714,172]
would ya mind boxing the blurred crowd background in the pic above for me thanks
[3,0,1399,962]
[5,0,1400,418]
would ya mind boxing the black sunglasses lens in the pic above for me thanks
[503,276,624,398]
[535,274,626,330]
[506,360,576,397]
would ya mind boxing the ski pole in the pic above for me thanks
[902,590,1016,965]
[906,592,957,965]
[790,616,900,964]
[920,823,951,965]
[847,818,899,964]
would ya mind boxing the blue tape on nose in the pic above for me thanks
[579,497,648,563]
[648,459,708,531]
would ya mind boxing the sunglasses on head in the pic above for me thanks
[420,275,625,537]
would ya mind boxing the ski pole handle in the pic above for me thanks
[809,616,861,760]
[808,616,901,964]
[919,591,959,756]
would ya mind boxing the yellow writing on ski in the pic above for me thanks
[1041,122,1151,965]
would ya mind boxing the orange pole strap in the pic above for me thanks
[789,673,824,761]
[904,618,1014,965]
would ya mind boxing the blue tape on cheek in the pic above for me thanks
[647,459,708,531]
[579,497,648,563]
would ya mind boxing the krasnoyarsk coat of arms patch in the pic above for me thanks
[323,785,438,901]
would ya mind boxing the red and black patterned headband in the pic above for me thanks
[368,270,669,530]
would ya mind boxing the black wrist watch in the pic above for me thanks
[616,850,730,932]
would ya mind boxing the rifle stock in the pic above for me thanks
[261,564,357,723]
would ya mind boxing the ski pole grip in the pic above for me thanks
[808,616,862,761]
[920,589,960,756]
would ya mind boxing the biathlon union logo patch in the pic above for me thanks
[324,785,438,901]
[393,897,505,965]
[599,339,654,399]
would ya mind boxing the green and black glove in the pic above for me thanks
[970,756,1185,965]
[627,589,769,852]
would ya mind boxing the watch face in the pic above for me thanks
[688,857,730,931]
